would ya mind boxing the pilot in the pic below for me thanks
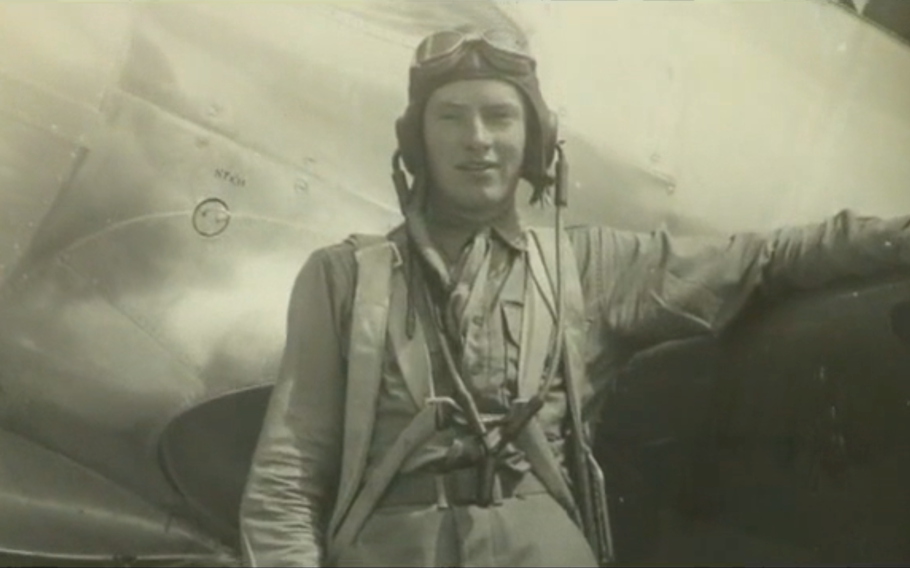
[239,25,910,568]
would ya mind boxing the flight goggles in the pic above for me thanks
[411,28,536,75]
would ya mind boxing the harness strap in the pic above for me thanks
[528,227,589,425]
[326,227,604,562]
[515,227,586,525]
[514,417,582,522]
[517,236,555,401]
[325,404,438,564]
[327,237,396,543]
[534,228,616,565]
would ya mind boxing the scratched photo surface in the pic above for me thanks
[1,1,909,567]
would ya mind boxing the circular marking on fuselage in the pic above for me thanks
[193,198,231,237]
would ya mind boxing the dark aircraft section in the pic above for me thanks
[836,0,910,46]
[594,272,910,565]
[158,386,273,546]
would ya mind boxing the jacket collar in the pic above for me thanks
[424,205,527,263]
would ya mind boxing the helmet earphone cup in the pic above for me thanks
[395,104,423,177]
[537,108,559,178]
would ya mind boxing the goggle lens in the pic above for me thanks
[412,28,535,73]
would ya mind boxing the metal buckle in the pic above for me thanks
[476,454,505,508]
[434,468,503,510]
[490,468,503,506]
[434,474,450,510]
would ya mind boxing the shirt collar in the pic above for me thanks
[489,207,526,252]
[423,203,527,260]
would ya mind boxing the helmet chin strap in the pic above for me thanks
[544,140,568,396]
[392,152,452,290]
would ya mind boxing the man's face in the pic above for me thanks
[422,79,527,216]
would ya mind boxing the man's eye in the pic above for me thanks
[487,110,517,123]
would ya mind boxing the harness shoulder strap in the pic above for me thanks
[530,228,615,563]
[526,227,585,333]
[527,227,590,420]
[509,250,549,402]
[327,236,397,542]
[509,227,587,523]
[326,231,437,564]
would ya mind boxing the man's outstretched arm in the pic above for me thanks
[571,209,910,408]
[586,209,910,345]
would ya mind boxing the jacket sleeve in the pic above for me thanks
[239,246,354,567]
[585,209,910,347]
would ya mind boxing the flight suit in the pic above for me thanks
[240,209,910,567]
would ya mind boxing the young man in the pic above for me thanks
[239,27,910,567]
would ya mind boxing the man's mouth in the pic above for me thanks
[456,161,497,172]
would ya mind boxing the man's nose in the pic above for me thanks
[464,115,493,150]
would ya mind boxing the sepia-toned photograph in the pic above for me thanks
[1,1,910,566]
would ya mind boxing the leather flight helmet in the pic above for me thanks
[395,26,559,202]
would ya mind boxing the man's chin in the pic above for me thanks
[463,194,519,222]
[431,179,519,217]
[463,184,510,207]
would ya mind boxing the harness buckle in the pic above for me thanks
[434,474,450,510]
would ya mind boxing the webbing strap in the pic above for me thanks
[534,228,611,561]
[515,227,588,525]
[514,417,582,522]
[519,232,557,400]
[327,241,396,542]
[388,264,432,407]
[529,227,590,421]
[325,405,438,564]
[325,227,595,561]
